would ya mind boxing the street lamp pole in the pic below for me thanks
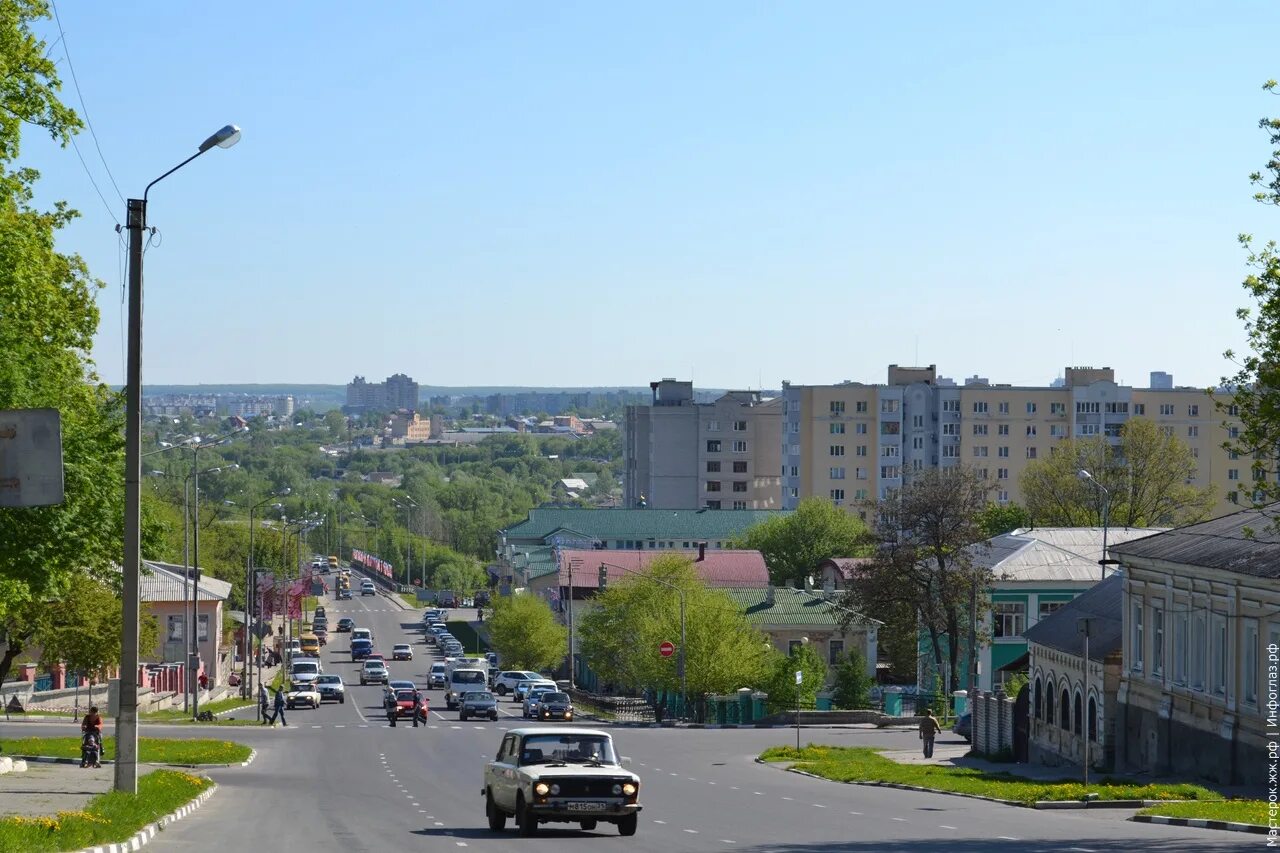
[1078,617,1093,789]
[1078,469,1111,581]
[117,124,241,794]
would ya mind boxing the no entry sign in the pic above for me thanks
[659,641,675,658]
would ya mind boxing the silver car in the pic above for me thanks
[460,690,499,721]
[522,686,557,718]
[360,660,389,685]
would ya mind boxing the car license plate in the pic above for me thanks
[566,802,606,812]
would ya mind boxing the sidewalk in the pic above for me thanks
[0,760,162,818]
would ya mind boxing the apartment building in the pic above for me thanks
[624,380,783,510]
[345,373,421,413]
[783,365,1241,517]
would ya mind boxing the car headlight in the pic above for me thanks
[534,782,550,796]
[549,784,560,795]
[622,782,637,796]
[612,783,622,795]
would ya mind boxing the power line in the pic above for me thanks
[50,0,125,205]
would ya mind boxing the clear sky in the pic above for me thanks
[16,1,1280,389]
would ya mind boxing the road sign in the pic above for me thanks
[0,409,64,507]
[659,641,675,658]
[795,670,803,685]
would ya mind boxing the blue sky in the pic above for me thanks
[17,1,1280,389]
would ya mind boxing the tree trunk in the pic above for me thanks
[0,640,24,692]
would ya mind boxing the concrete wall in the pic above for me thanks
[971,689,1016,756]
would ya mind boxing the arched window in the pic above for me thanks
[1059,687,1070,730]
[1073,691,1083,736]
[1033,677,1042,720]
[1088,696,1097,742]
[1045,686,1055,724]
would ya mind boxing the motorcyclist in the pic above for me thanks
[81,706,103,768]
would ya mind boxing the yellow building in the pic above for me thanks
[782,365,1240,518]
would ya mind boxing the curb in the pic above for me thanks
[1132,814,1268,835]
[8,750,257,769]
[75,782,218,853]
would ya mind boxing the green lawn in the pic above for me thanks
[1138,800,1270,826]
[399,592,420,607]
[0,736,251,765]
[141,696,252,721]
[446,620,490,655]
[759,745,1222,805]
[0,769,211,852]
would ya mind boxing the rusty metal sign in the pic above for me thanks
[0,409,64,507]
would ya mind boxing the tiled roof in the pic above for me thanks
[1023,573,1123,661]
[556,549,770,589]
[720,587,877,627]
[975,527,1167,583]
[501,508,787,543]
[139,561,231,603]
[816,557,873,580]
[1111,504,1280,578]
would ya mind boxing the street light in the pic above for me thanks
[1077,469,1113,581]
[394,496,419,588]
[118,124,241,794]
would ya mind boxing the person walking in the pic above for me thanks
[919,710,941,759]
[385,690,398,727]
[271,686,287,727]
[258,683,270,724]
[412,689,423,728]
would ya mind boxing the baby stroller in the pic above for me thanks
[80,730,102,768]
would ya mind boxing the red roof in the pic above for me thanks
[816,557,873,580]
[556,549,770,589]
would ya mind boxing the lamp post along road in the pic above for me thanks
[1078,469,1111,581]
[117,124,240,794]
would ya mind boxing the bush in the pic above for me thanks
[830,650,873,710]
[764,645,827,713]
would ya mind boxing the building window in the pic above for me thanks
[705,420,720,432]
[973,446,988,457]
[1073,691,1083,736]
[912,415,924,428]
[1185,425,1198,438]
[943,399,960,413]
[1077,424,1099,436]
[732,500,747,510]
[855,468,867,480]
[881,399,899,413]
[856,445,868,456]
[787,487,798,499]
[977,468,989,480]
[854,488,868,500]
[706,440,721,453]
[1076,402,1100,414]
[1045,686,1055,724]
[1088,696,1097,741]
[942,446,959,458]
[733,461,748,473]
[197,614,210,642]
[998,424,1009,436]
[883,445,900,458]
[1131,599,1144,672]
[829,445,845,457]
[855,423,868,434]
[1038,600,1065,619]
[973,424,988,436]
[1211,613,1227,695]
[912,436,924,449]
[973,402,988,414]
[732,481,748,493]
[828,640,845,666]
[1026,447,1037,459]
[880,465,901,479]
[787,421,799,434]
[997,468,1009,480]
[706,461,721,473]
[1244,619,1259,706]
[829,401,845,415]
[1059,687,1070,730]
[998,446,1009,457]
[167,615,184,642]
[788,640,805,655]
[1151,605,1164,677]
[998,401,1010,414]
[1033,678,1042,719]
[993,601,1026,638]
[830,488,845,502]
[1133,403,1145,415]
[706,481,721,492]
[1026,425,1037,437]
[997,490,1009,503]
[1172,611,1188,685]
[1188,404,1199,417]
[1159,403,1174,416]
[1050,402,1065,415]
[829,466,846,480]
[732,440,748,453]
[1105,402,1128,414]
[788,465,798,477]
[733,420,747,431]
[830,423,845,434]
[943,423,959,436]
[1050,424,1066,437]
[1191,611,1206,690]
[1160,426,1174,437]
[706,500,721,509]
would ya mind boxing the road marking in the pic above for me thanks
[721,841,735,844]
[782,796,794,801]
[687,777,697,781]
[812,803,826,808]
[683,829,699,834]
[653,820,666,825]
[849,811,862,816]
[429,725,439,729]
[474,726,486,730]
[452,726,463,730]
[997,837,1018,841]
[729,786,739,790]
[708,781,716,785]
[334,724,345,728]
[456,844,467,848]
[670,772,678,776]
[359,724,369,728]
[1066,848,1097,852]
[753,791,763,795]
[891,817,906,822]
[939,824,957,830]
[311,725,322,728]
[434,821,444,826]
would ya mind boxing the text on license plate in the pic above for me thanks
[566,802,607,811]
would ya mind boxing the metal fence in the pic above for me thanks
[566,688,656,723]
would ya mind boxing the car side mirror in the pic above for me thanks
[620,756,632,768]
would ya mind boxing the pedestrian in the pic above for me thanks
[385,690,397,727]
[271,686,287,727]
[412,690,422,728]
[919,709,941,759]
[258,683,270,724]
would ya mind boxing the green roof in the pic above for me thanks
[513,547,558,579]
[501,508,788,544]
[721,587,875,627]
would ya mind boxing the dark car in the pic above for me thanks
[536,691,574,722]
[351,639,373,660]
[953,712,971,742]
[459,690,499,722]
[336,617,354,632]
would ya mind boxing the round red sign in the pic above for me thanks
[659,641,675,658]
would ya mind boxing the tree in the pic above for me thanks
[1222,80,1280,506]
[39,574,159,685]
[734,497,871,586]
[1020,419,1214,527]
[976,502,1030,539]
[578,555,770,697]
[0,2,121,686]
[830,650,874,710]
[839,466,991,696]
[762,644,827,713]
[485,593,567,672]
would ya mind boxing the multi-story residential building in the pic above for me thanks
[216,395,294,418]
[624,380,782,510]
[345,373,420,413]
[783,365,1241,518]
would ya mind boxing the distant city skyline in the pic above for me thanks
[17,2,1277,389]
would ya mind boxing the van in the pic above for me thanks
[351,628,372,644]
[445,667,488,710]
[300,633,320,657]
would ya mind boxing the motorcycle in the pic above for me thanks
[80,730,102,768]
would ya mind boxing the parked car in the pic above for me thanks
[536,692,574,722]
[460,690,499,721]
[483,728,641,836]
[336,617,354,632]
[522,686,558,719]
[428,663,448,689]
[286,680,320,709]
[314,674,346,704]
[360,660,389,685]
[514,679,557,703]
[953,712,971,742]
[392,643,414,661]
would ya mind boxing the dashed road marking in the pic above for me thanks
[850,811,862,816]
[683,828,699,834]
[653,820,666,825]
[812,803,826,808]
[753,791,763,795]
[939,824,957,830]
[729,786,739,790]
[892,817,906,822]
[997,837,1018,842]
[782,796,794,801]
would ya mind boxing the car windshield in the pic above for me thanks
[452,671,485,684]
[519,734,617,766]
[394,645,410,651]
[291,663,318,674]
[365,662,385,670]
[316,675,340,684]
[466,692,494,702]
[395,690,415,702]
[543,693,569,703]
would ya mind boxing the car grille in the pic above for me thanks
[549,777,629,798]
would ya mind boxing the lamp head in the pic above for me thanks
[199,124,242,152]
[1077,469,1093,482]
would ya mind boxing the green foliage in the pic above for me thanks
[763,643,827,712]
[1002,671,1029,698]
[735,497,871,585]
[830,650,874,710]
[37,574,159,682]
[485,593,566,671]
[0,736,250,764]
[579,555,770,696]
[975,503,1029,539]
[1138,800,1271,827]
[1020,419,1215,527]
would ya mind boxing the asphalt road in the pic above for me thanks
[3,579,1252,852]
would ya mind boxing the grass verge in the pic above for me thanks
[1137,800,1269,826]
[759,745,1223,805]
[446,620,490,654]
[399,592,420,607]
[0,736,251,765]
[0,769,210,853]
[141,696,251,721]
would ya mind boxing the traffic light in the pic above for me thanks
[598,565,607,591]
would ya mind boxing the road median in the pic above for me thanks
[0,736,252,766]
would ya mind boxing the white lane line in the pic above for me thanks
[669,772,678,776]
[782,796,794,801]
[998,836,1018,841]
[1066,848,1098,853]
[729,786,739,790]
[812,803,826,808]
[473,726,486,730]
[429,725,439,730]
[653,820,667,825]
[721,841,735,845]
[891,817,906,822]
[753,791,763,795]
[434,821,444,827]
[334,724,345,728]
[687,777,697,781]
[359,724,369,728]
[311,725,322,728]
[849,811,862,816]
[683,829,699,834]
[708,781,716,785]
[452,725,463,730]
[939,824,957,830]
[456,843,467,848]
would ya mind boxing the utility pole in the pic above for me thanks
[566,559,577,688]
[1079,617,1093,789]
